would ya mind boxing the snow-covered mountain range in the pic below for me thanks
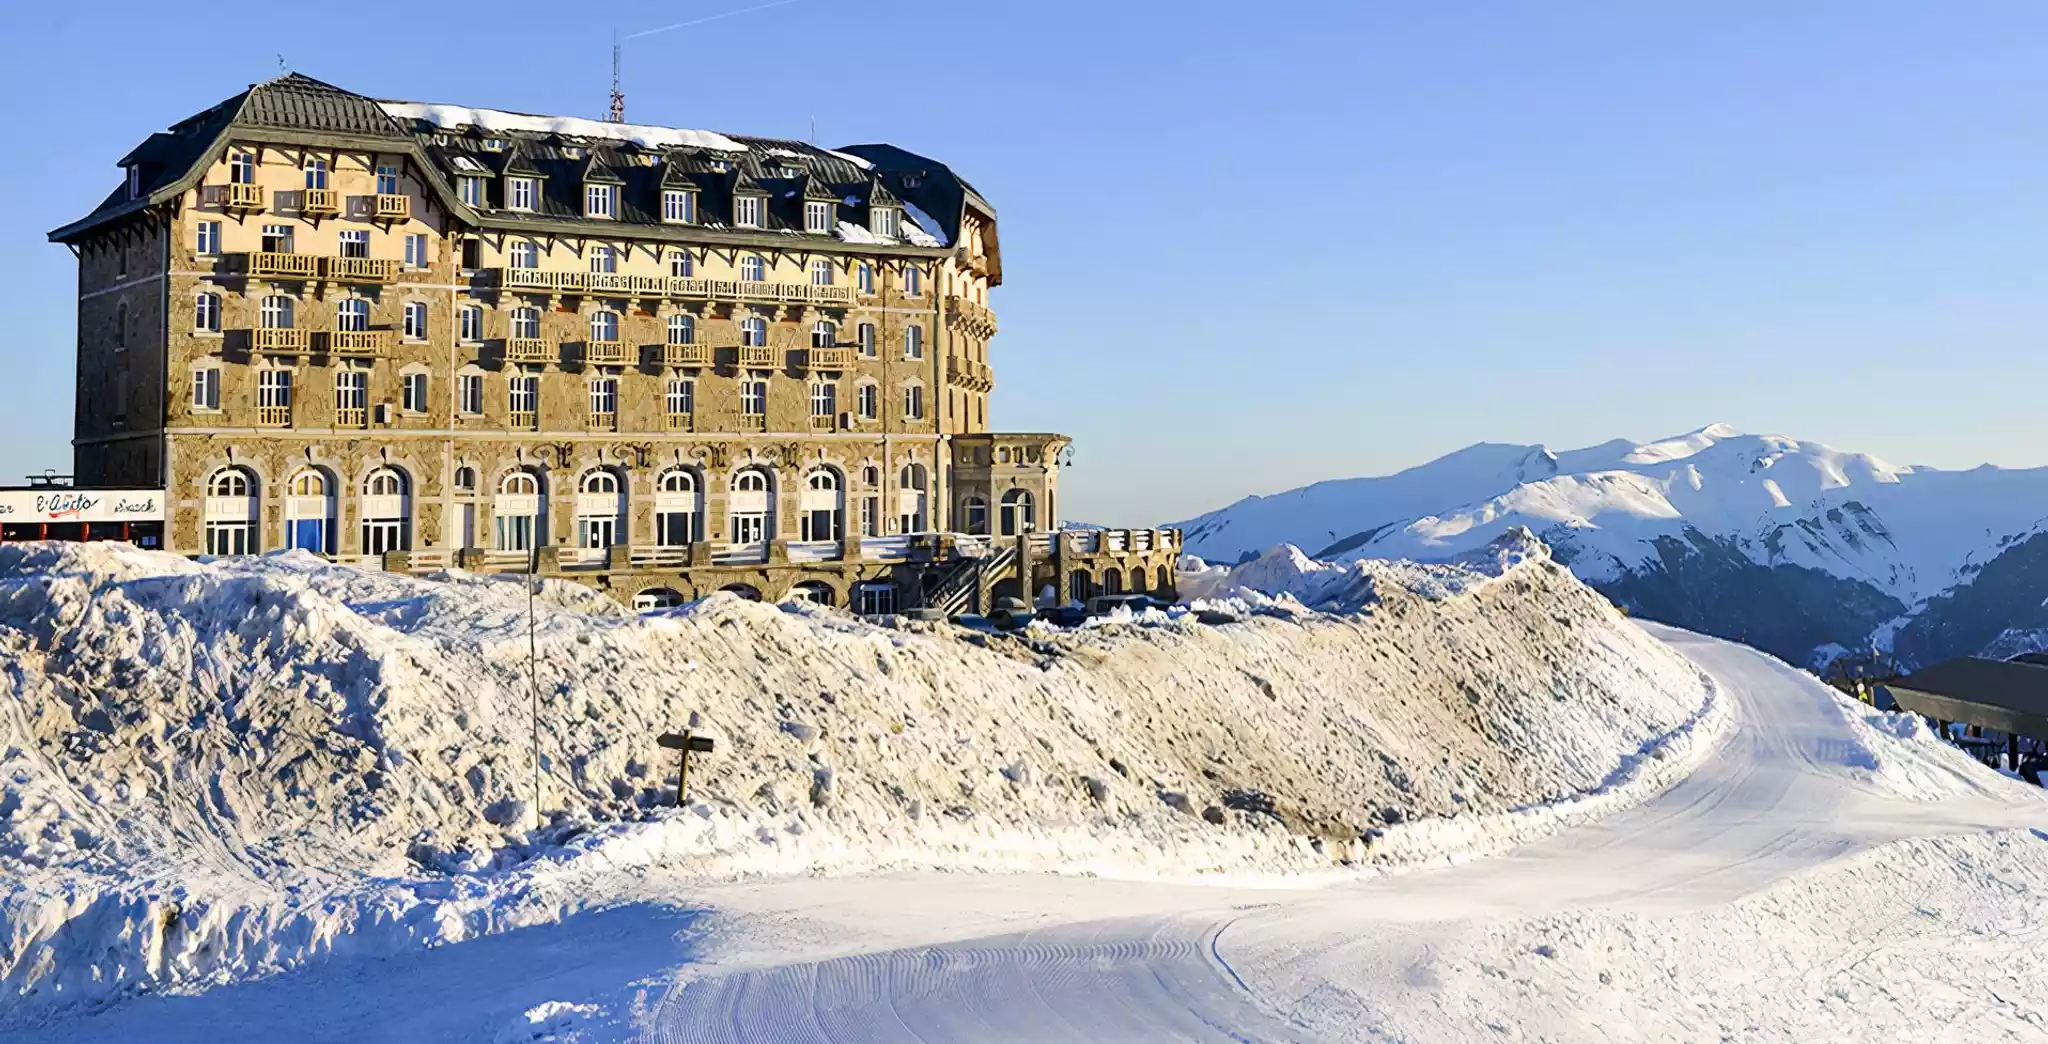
[1169,424,2048,667]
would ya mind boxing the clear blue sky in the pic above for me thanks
[7,2,2048,525]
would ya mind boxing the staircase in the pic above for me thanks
[924,544,1018,616]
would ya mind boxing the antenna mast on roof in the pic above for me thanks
[607,32,626,123]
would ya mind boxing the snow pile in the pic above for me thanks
[1837,696,2030,801]
[0,535,1708,1019]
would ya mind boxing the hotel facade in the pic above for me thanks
[49,74,1177,611]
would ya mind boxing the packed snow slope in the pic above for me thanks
[1170,423,2048,667]
[0,533,1709,1021]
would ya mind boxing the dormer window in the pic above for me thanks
[482,138,507,152]
[804,201,833,233]
[734,195,764,228]
[458,177,484,207]
[870,206,898,238]
[508,177,537,211]
[662,189,697,224]
[585,183,615,218]
[125,165,142,199]
[229,152,257,184]
[304,158,329,191]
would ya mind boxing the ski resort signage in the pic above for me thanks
[0,489,163,523]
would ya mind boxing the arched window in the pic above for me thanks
[730,468,774,543]
[655,468,700,546]
[511,307,540,339]
[575,469,623,549]
[285,468,335,554]
[1000,489,1036,537]
[589,310,619,343]
[812,320,837,348]
[336,298,369,332]
[454,466,478,492]
[897,463,928,534]
[495,470,544,552]
[963,496,989,536]
[740,255,766,281]
[800,467,843,542]
[739,316,767,347]
[1129,567,1147,594]
[203,467,259,556]
[1101,569,1124,596]
[634,587,685,612]
[1069,571,1093,602]
[1156,565,1171,595]
[360,468,411,555]
[667,314,695,345]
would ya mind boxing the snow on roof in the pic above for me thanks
[449,154,488,173]
[826,149,874,170]
[899,199,947,247]
[380,101,748,153]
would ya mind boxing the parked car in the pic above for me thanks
[988,597,1036,630]
[1038,605,1090,627]
[1086,594,1171,617]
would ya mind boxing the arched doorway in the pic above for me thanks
[897,463,928,534]
[962,496,989,535]
[719,583,763,601]
[800,467,843,542]
[654,468,701,546]
[634,587,685,611]
[203,467,259,555]
[729,468,774,543]
[789,580,836,606]
[494,470,545,552]
[576,469,624,549]
[360,467,411,554]
[1069,570,1093,602]
[1100,569,1123,596]
[285,469,335,554]
[1000,489,1036,537]
[1129,567,1147,593]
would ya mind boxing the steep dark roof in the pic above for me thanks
[237,73,407,139]
[1880,657,2048,737]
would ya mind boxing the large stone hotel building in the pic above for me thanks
[49,74,1177,611]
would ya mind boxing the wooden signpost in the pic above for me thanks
[658,730,716,807]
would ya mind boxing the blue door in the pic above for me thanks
[289,517,328,554]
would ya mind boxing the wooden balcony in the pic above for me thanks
[223,183,265,211]
[326,330,390,357]
[583,340,627,365]
[737,345,780,369]
[303,188,341,216]
[504,338,555,364]
[508,410,538,430]
[256,406,292,427]
[662,343,713,367]
[586,412,618,432]
[324,257,399,284]
[335,406,368,429]
[372,194,411,221]
[945,294,998,337]
[495,268,855,306]
[809,414,839,432]
[252,328,310,353]
[738,414,768,431]
[801,347,855,371]
[247,251,319,279]
[664,412,694,431]
[947,356,995,392]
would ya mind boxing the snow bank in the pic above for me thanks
[0,533,1707,1020]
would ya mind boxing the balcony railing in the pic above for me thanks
[946,294,998,336]
[372,194,411,221]
[801,347,855,371]
[583,340,627,365]
[664,412,694,431]
[248,252,320,279]
[325,257,399,284]
[507,410,537,429]
[496,268,855,305]
[738,414,767,431]
[335,406,368,429]
[809,414,839,432]
[303,188,340,215]
[223,183,265,211]
[586,412,617,432]
[737,345,780,369]
[252,328,310,353]
[504,338,555,364]
[256,405,291,427]
[326,330,390,356]
[947,356,995,391]
[662,343,713,367]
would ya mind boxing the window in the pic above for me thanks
[127,165,142,198]
[1001,489,1037,536]
[229,153,256,184]
[260,295,294,329]
[903,265,923,296]
[904,325,924,360]
[899,463,928,534]
[511,307,540,339]
[459,304,484,343]
[812,320,837,348]
[859,495,879,537]
[338,230,370,259]
[663,190,696,223]
[483,138,507,152]
[730,469,772,543]
[459,177,484,207]
[404,234,429,269]
[509,372,538,414]
[460,238,481,270]
[585,183,615,218]
[459,371,483,415]
[508,177,536,211]
[576,470,622,549]
[191,366,221,411]
[402,371,428,413]
[261,224,294,253]
[336,298,369,332]
[665,376,694,416]
[655,469,698,545]
[510,240,538,269]
[495,471,542,552]
[857,263,874,294]
[668,250,693,277]
[589,310,619,342]
[741,379,767,415]
[809,259,834,285]
[304,158,328,190]
[667,314,695,345]
[285,470,332,554]
[403,301,429,340]
[455,466,478,492]
[805,200,833,233]
[856,382,878,419]
[740,255,766,281]
[734,195,763,227]
[740,316,767,347]
[204,468,258,555]
[963,497,990,535]
[588,376,618,415]
[376,165,400,195]
[903,384,924,420]
[258,368,293,414]
[196,220,221,255]
[871,206,897,238]
[810,381,836,417]
[857,322,876,357]
[195,292,221,333]
[590,245,616,273]
[360,468,411,555]
[335,369,368,411]
[854,583,897,616]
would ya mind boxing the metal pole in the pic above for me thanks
[528,541,542,831]
[676,729,693,808]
